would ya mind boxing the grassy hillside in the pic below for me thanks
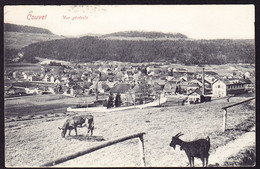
[5,96,255,167]
[18,35,254,64]
[4,32,65,49]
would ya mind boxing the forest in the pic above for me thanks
[14,36,254,65]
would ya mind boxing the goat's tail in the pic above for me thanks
[206,136,210,142]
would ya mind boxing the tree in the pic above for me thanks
[115,93,122,107]
[107,92,114,109]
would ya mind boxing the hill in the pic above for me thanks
[4,32,65,50]
[5,23,53,34]
[4,23,65,62]
[100,31,188,39]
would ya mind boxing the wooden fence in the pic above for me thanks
[40,132,146,167]
[222,97,255,132]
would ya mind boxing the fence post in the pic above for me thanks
[138,134,146,167]
[223,108,227,132]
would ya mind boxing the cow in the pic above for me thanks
[58,115,94,138]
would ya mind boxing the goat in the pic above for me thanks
[58,115,94,138]
[169,132,210,167]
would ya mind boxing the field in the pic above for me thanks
[4,95,255,167]
[4,94,97,119]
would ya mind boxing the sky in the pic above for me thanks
[4,5,255,39]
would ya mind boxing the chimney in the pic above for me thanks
[202,68,205,95]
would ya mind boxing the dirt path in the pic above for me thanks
[209,127,255,166]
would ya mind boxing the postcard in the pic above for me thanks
[4,5,255,167]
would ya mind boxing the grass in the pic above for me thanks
[4,96,255,167]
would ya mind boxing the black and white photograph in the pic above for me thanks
[4,5,255,167]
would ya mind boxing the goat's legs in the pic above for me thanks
[205,156,209,167]
[188,156,192,167]
[201,158,205,167]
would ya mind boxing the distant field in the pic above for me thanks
[4,32,65,49]
[5,63,42,72]
[4,94,97,118]
[168,63,255,76]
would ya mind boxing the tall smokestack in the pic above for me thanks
[202,68,205,95]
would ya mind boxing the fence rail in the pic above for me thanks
[40,132,146,167]
[222,97,255,110]
[221,97,255,132]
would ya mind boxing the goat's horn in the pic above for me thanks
[177,133,184,138]
[175,132,182,137]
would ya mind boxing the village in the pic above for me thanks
[4,60,255,108]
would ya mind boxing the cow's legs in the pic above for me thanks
[90,128,93,136]
[68,129,71,136]
[87,120,94,136]
[88,127,93,136]
[74,127,78,136]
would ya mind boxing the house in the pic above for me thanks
[187,83,200,94]
[212,79,248,97]
[114,71,124,81]
[60,76,69,83]
[163,81,177,95]
[109,83,135,106]
[67,80,77,87]
[185,88,203,104]
[70,85,84,97]
[177,81,189,94]
[74,78,84,87]
[244,78,255,93]
[50,76,55,83]
[54,79,61,84]
[28,75,41,82]
[43,74,52,82]
[244,71,252,79]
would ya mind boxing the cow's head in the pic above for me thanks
[169,132,184,150]
[58,127,66,137]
